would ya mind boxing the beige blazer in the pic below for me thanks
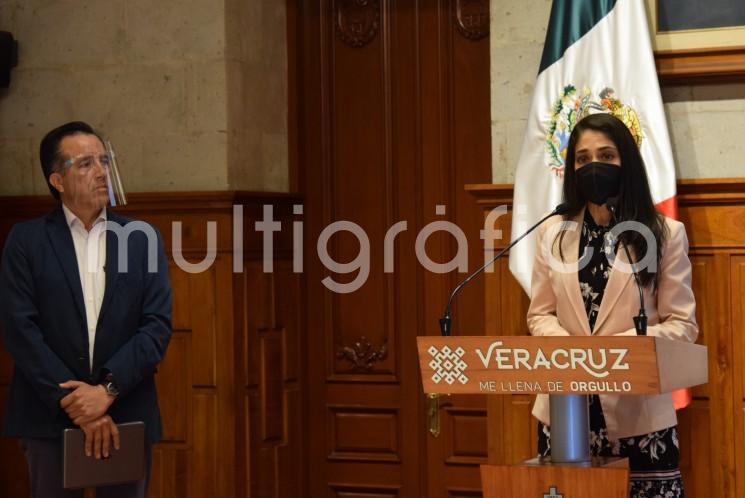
[528,208,698,440]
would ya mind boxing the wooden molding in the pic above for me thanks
[463,183,514,207]
[0,191,304,257]
[465,178,745,208]
[676,178,745,206]
[336,336,389,372]
[655,46,745,85]
[335,0,380,48]
[454,0,489,41]
[0,191,303,215]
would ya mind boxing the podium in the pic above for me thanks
[417,335,707,498]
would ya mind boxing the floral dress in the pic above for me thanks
[537,210,684,498]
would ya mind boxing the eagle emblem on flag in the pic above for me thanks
[545,85,644,177]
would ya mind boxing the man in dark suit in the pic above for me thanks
[0,121,172,498]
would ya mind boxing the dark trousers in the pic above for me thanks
[21,438,152,498]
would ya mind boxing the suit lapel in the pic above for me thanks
[593,243,634,333]
[46,208,87,325]
[555,210,592,335]
[97,212,121,324]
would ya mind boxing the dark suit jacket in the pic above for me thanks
[0,206,172,444]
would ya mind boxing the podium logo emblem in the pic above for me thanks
[428,346,468,385]
[542,486,563,498]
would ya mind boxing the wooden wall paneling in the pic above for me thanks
[324,0,418,494]
[388,0,420,414]
[500,393,535,465]
[261,329,284,442]
[280,386,304,498]
[678,181,745,497]
[241,211,304,497]
[274,259,304,498]
[189,264,219,389]
[419,0,465,492]
[732,255,745,498]
[481,202,508,467]
[495,257,531,338]
[389,5,429,496]
[149,450,164,498]
[155,331,189,442]
[418,0,492,496]
[328,406,400,462]
[328,0,395,383]
[680,187,742,498]
[328,484,401,498]
[300,0,331,494]
[677,252,736,497]
[161,230,238,498]
[445,407,488,465]
[434,400,488,497]
[215,255,240,498]
[298,0,437,495]
[149,445,189,498]
[676,399,715,498]
[448,0,491,339]
[222,195,303,498]
[246,260,281,498]
[483,249,503,337]
[446,490,483,498]
[192,390,219,498]
[158,258,194,498]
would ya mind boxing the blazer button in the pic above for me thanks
[77,356,87,364]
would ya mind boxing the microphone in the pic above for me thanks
[606,196,647,335]
[439,202,571,336]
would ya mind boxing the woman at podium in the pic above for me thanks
[527,113,698,498]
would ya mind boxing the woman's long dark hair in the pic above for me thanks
[556,113,668,288]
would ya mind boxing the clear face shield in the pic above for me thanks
[103,140,127,207]
[59,139,127,209]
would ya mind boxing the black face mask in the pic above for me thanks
[575,162,621,205]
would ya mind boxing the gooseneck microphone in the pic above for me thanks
[439,202,571,336]
[606,196,647,335]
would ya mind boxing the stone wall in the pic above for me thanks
[490,0,745,183]
[0,0,288,195]
[226,0,288,192]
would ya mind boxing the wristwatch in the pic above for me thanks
[101,372,120,398]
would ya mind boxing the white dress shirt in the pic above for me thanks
[62,204,107,369]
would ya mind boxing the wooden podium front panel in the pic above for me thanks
[419,336,661,395]
[480,458,629,498]
[419,336,707,397]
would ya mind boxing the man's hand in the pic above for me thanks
[81,415,120,459]
[59,380,114,426]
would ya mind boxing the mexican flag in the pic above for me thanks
[508,0,689,409]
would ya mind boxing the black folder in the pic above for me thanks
[62,421,145,489]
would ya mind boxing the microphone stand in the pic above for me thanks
[439,204,568,336]
[607,198,647,335]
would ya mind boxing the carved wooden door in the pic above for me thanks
[296,1,492,496]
